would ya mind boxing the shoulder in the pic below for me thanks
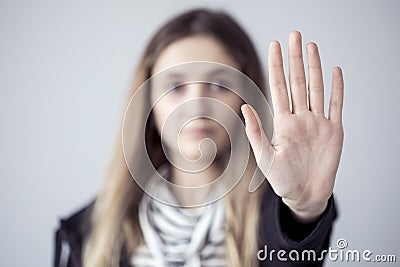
[58,199,96,238]
[55,199,96,255]
[54,199,96,267]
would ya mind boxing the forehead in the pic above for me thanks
[152,34,240,75]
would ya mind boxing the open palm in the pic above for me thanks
[242,31,344,222]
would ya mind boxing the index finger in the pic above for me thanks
[268,41,291,116]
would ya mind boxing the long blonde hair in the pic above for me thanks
[83,8,270,267]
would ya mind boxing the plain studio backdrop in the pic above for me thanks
[0,0,398,266]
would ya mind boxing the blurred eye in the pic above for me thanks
[208,80,231,93]
[167,81,185,93]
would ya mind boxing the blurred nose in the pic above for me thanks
[185,82,208,98]
[184,82,211,117]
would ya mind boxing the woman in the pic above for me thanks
[54,8,343,267]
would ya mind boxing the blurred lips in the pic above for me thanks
[184,125,214,138]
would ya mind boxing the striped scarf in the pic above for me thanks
[133,168,227,267]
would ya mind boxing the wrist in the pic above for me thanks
[282,198,328,224]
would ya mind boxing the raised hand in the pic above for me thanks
[242,31,344,223]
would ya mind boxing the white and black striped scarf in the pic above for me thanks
[132,168,227,267]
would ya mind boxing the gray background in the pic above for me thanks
[0,0,399,266]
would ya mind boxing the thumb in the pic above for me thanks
[241,104,273,163]
[241,104,275,192]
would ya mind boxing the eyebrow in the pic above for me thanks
[164,67,233,79]
[163,72,184,79]
[207,67,232,77]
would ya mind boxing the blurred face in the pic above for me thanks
[150,35,243,162]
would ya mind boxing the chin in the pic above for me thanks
[181,147,215,162]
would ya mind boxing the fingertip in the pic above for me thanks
[332,66,344,83]
[241,104,251,124]
[306,42,318,52]
[268,41,283,65]
[269,40,281,52]
[241,104,259,125]
[333,66,343,75]
[241,103,250,115]
[290,30,302,41]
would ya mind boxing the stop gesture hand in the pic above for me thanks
[242,31,344,223]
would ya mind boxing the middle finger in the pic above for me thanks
[288,31,308,113]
